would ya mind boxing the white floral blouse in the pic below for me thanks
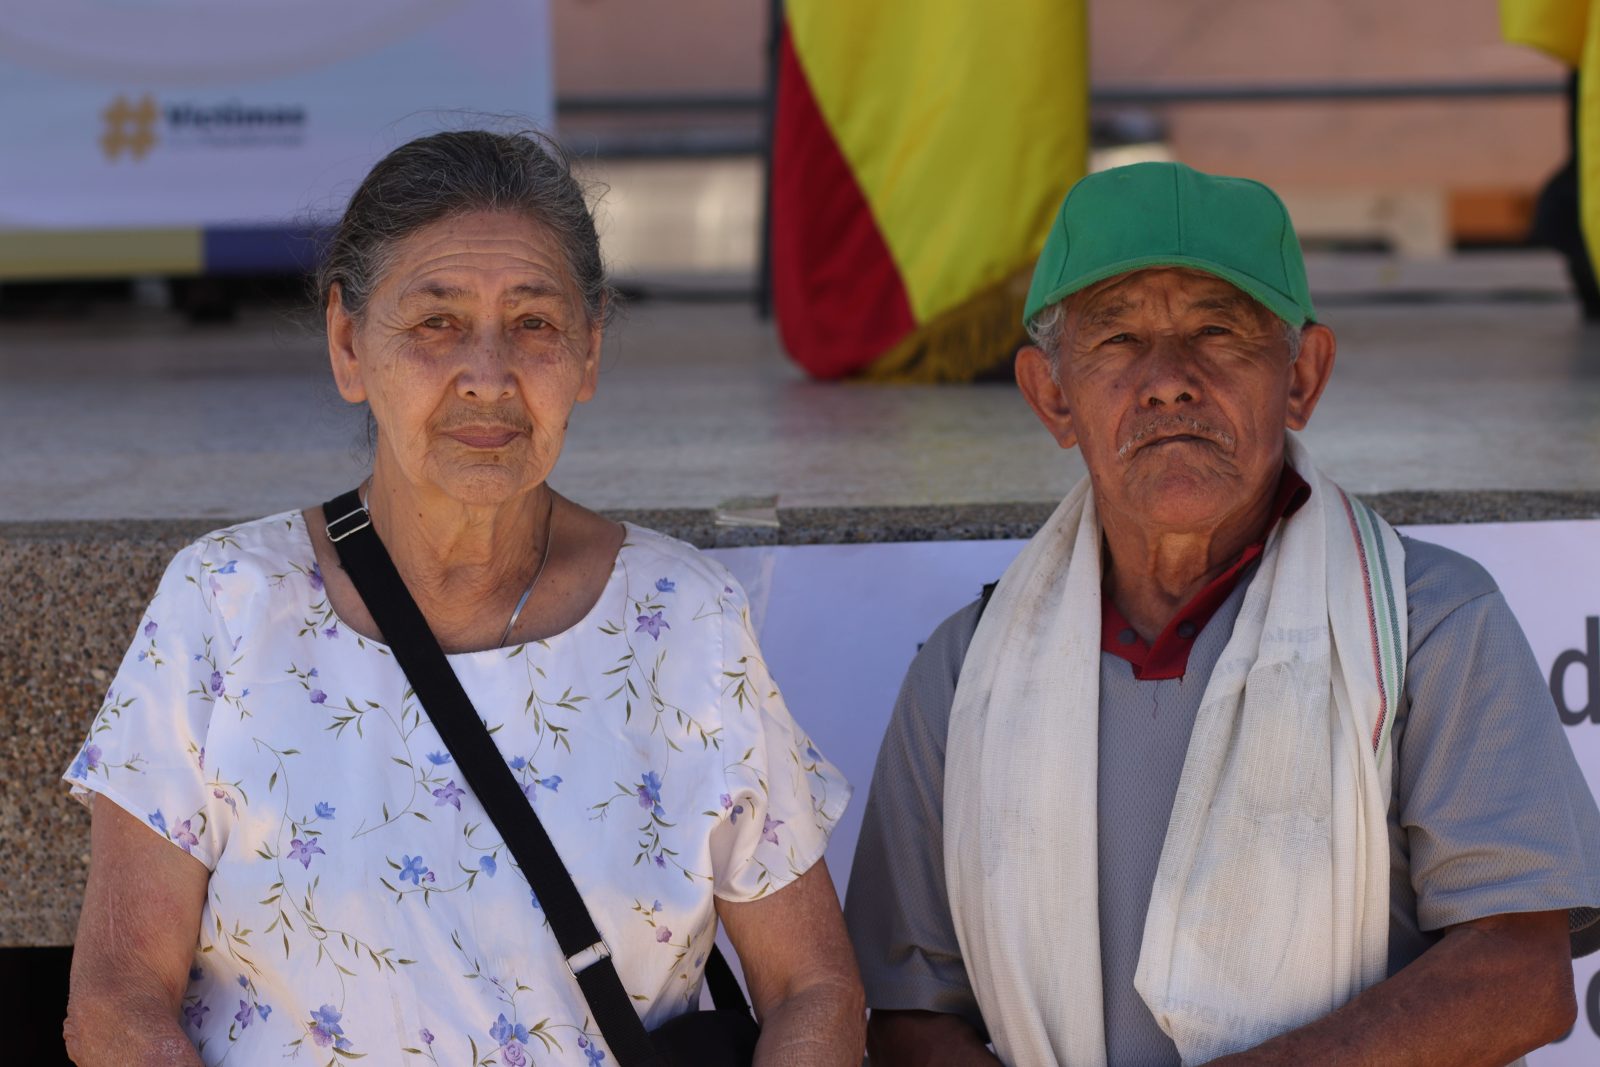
[63,512,849,1067]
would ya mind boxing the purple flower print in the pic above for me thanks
[399,855,429,885]
[636,771,665,819]
[213,788,238,816]
[720,792,745,824]
[323,623,340,639]
[309,689,327,705]
[420,1027,435,1046]
[234,999,253,1030]
[426,751,452,766]
[313,801,335,820]
[171,818,199,853]
[183,1000,209,1029]
[479,854,497,878]
[655,926,672,943]
[288,837,325,869]
[197,747,205,771]
[654,852,667,869]
[216,560,238,574]
[137,651,147,662]
[490,1013,531,1047]
[143,620,159,638]
[534,775,561,792]
[238,976,248,988]
[509,755,526,771]
[209,671,225,696]
[761,815,784,846]
[652,899,662,912]
[308,563,324,592]
[256,1004,272,1021]
[579,1034,607,1066]
[308,667,319,678]
[634,611,670,640]
[189,964,204,982]
[308,1004,349,1049]
[149,810,168,834]
[655,577,676,594]
[502,1042,528,1067]
[68,744,102,780]
[432,780,465,810]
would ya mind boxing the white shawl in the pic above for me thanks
[945,436,1408,1066]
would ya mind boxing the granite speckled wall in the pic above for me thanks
[5,490,1597,946]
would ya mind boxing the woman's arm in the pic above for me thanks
[64,799,209,1067]
[717,859,866,1067]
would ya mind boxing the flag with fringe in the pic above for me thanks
[771,0,1088,382]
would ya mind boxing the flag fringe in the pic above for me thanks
[857,267,1033,383]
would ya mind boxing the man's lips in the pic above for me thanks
[445,428,521,449]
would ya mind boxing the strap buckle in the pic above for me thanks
[565,939,613,979]
[325,505,371,543]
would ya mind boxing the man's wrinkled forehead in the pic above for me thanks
[1068,267,1269,329]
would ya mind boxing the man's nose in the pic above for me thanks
[1138,335,1199,408]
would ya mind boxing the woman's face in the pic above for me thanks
[327,210,602,508]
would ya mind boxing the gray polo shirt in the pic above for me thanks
[844,536,1600,1067]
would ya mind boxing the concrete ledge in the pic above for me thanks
[7,489,1599,945]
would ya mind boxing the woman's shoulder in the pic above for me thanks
[616,523,742,603]
[155,510,319,608]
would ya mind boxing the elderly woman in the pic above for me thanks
[61,130,863,1066]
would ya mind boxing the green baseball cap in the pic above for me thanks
[1023,161,1316,329]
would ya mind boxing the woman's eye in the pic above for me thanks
[1199,325,1231,336]
[421,316,448,329]
[521,317,548,331]
[1105,333,1135,345]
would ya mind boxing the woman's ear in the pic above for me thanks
[327,284,367,405]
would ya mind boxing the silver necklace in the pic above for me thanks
[359,482,557,648]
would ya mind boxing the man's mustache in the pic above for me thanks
[1116,415,1235,459]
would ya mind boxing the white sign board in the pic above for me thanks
[0,0,553,228]
[709,519,1600,1063]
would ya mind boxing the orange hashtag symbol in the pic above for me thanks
[101,94,158,161]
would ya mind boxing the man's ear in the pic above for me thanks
[327,285,367,405]
[1285,323,1336,431]
[1015,345,1078,449]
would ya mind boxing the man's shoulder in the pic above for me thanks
[1399,535,1503,651]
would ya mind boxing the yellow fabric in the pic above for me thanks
[1500,1,1600,279]
[1501,0,1588,67]
[786,0,1087,325]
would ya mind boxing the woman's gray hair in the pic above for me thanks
[1023,297,1305,370]
[315,129,613,326]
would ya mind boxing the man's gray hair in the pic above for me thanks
[1024,297,1304,371]
[315,129,613,326]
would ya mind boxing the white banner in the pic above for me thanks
[0,0,553,228]
[709,519,1600,1063]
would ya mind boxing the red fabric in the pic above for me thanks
[1103,469,1313,681]
[769,27,917,379]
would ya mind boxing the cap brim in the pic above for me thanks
[1029,253,1313,328]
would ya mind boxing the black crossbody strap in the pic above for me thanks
[322,490,664,1067]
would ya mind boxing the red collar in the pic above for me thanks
[1101,468,1311,681]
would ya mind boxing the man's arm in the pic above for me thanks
[65,799,209,1067]
[867,1010,1001,1066]
[1208,910,1575,1067]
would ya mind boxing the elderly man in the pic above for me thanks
[845,161,1600,1067]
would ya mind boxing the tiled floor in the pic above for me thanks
[3,252,1598,522]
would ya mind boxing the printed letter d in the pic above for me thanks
[1552,617,1600,726]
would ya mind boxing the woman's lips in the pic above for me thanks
[446,428,520,449]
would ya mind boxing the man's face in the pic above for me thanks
[1016,268,1334,532]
